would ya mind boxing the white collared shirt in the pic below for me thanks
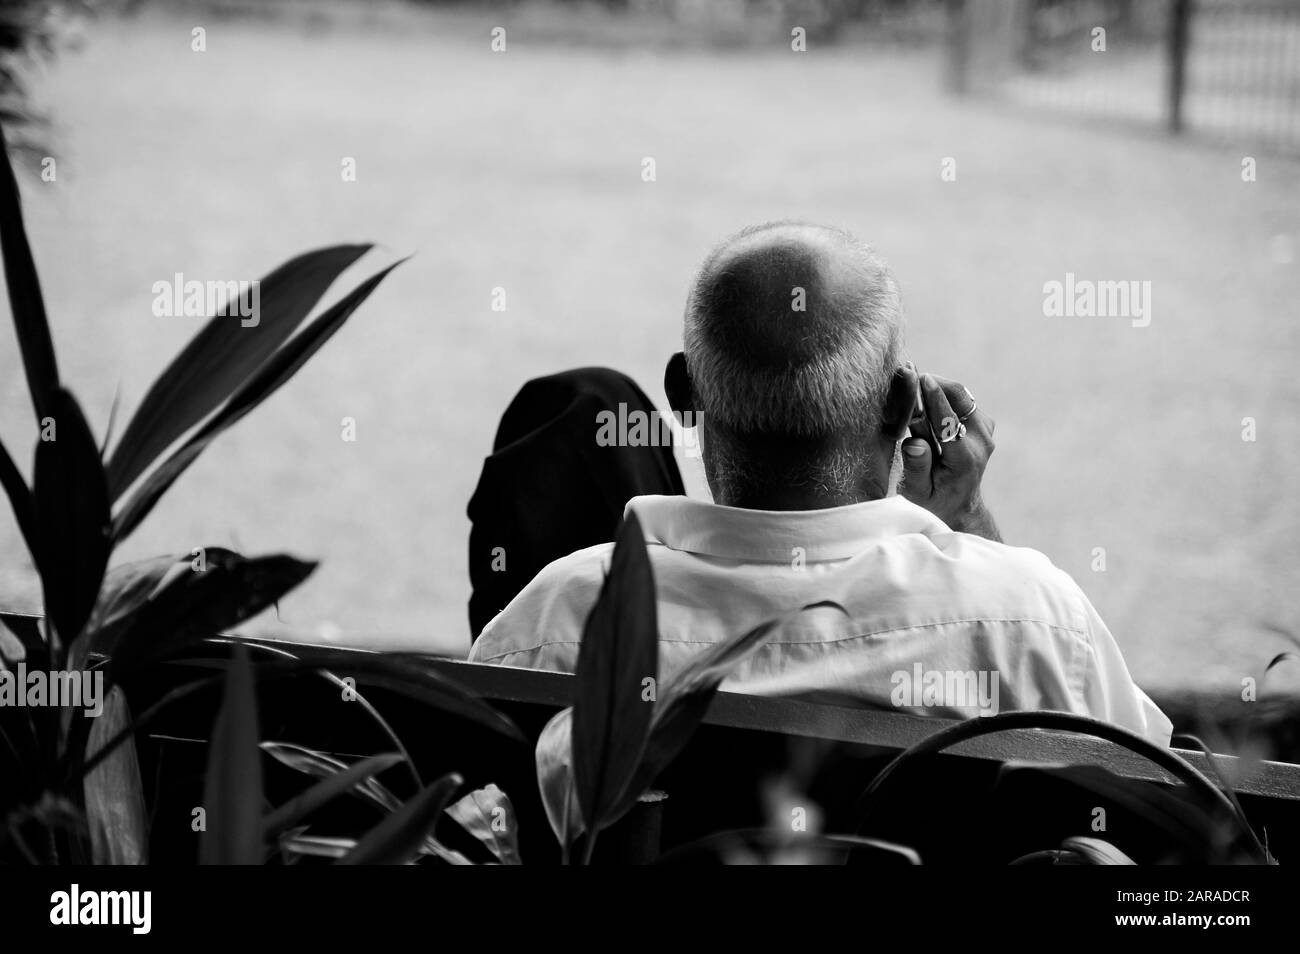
[469,494,1172,745]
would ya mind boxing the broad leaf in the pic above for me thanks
[853,709,1266,863]
[0,611,44,671]
[0,120,60,421]
[84,686,148,864]
[571,511,658,836]
[112,258,407,541]
[106,244,372,498]
[338,773,462,866]
[608,601,848,824]
[262,742,470,865]
[535,709,583,844]
[279,834,357,861]
[1265,651,1300,677]
[261,742,400,812]
[105,552,316,676]
[445,784,522,865]
[264,751,403,839]
[279,832,470,865]
[0,618,25,668]
[0,434,35,561]
[199,646,262,865]
[1060,836,1136,865]
[72,548,237,667]
[33,388,111,652]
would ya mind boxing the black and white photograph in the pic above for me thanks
[0,0,1296,924]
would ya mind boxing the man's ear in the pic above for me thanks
[664,351,695,420]
[880,364,919,442]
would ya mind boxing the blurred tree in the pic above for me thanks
[0,0,88,159]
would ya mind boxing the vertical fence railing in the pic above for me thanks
[1185,0,1300,152]
[947,0,1300,154]
[1167,0,1191,132]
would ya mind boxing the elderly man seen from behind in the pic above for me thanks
[466,221,1171,746]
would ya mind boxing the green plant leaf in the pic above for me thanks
[72,548,237,668]
[105,552,316,676]
[571,511,658,838]
[111,258,407,542]
[72,668,226,784]
[608,601,847,824]
[854,709,1269,864]
[199,646,262,865]
[445,784,522,865]
[1008,849,1085,865]
[0,434,36,562]
[1169,732,1274,863]
[0,120,60,421]
[337,772,462,866]
[106,244,372,499]
[1060,835,1136,865]
[261,741,401,812]
[0,612,45,671]
[278,831,469,864]
[1265,651,1300,677]
[33,388,111,652]
[263,751,403,840]
[279,834,357,861]
[83,686,148,864]
[0,618,25,668]
[99,383,122,459]
[261,742,470,865]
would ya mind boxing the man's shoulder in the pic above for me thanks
[951,531,1070,575]
[529,540,621,592]
[934,531,1092,628]
[468,542,616,664]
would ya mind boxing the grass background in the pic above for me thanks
[1,1,1298,697]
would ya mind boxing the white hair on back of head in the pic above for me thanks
[683,222,904,440]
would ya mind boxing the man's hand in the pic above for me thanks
[899,372,1000,541]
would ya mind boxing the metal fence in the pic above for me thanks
[949,0,1300,154]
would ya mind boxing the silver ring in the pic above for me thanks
[940,421,967,443]
[957,388,977,422]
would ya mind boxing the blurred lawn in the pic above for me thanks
[1,3,1298,694]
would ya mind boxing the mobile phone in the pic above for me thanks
[908,372,943,458]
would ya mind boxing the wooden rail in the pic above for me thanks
[416,655,1300,802]
[3,610,1297,802]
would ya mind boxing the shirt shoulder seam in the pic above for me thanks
[473,615,1090,662]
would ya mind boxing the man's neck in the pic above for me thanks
[713,473,889,511]
[715,486,883,511]
[702,426,893,511]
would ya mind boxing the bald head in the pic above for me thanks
[684,221,904,440]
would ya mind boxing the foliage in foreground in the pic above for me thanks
[0,112,1287,865]
[0,118,405,863]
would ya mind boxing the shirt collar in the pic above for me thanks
[624,494,951,563]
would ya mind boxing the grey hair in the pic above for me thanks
[683,221,904,441]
